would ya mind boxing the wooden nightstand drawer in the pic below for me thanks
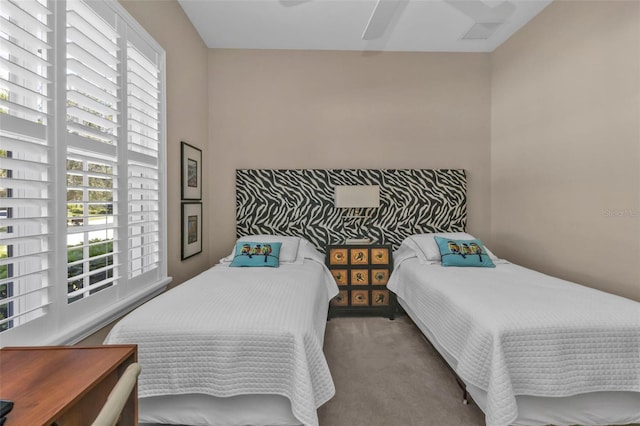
[372,290,390,306]
[331,269,348,285]
[371,269,389,285]
[350,248,369,264]
[351,290,369,306]
[350,269,369,285]
[331,290,348,306]
[329,248,349,265]
[371,247,390,264]
[326,243,395,319]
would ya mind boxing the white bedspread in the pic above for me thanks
[105,260,339,426]
[388,255,640,426]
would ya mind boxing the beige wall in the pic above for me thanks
[78,0,210,345]
[208,49,492,261]
[120,0,211,285]
[491,1,640,300]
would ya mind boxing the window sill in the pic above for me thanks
[49,277,173,346]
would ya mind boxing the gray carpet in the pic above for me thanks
[318,315,485,426]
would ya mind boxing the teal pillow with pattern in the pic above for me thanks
[434,236,496,268]
[229,242,282,267]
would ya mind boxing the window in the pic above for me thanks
[0,0,169,346]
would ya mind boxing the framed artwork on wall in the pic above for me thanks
[181,141,202,200]
[181,202,202,260]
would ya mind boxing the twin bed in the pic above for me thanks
[389,232,640,426]
[105,236,338,426]
[104,169,639,426]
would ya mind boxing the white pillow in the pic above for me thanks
[297,238,325,264]
[404,232,500,264]
[220,235,303,264]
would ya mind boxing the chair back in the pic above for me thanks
[91,362,141,426]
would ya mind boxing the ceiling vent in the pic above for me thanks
[461,21,504,40]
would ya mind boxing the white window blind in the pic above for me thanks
[127,40,160,280]
[0,0,51,124]
[66,0,119,145]
[65,0,119,303]
[0,0,168,346]
[0,0,52,333]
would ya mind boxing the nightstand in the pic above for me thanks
[326,244,396,319]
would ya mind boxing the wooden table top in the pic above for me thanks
[0,345,136,426]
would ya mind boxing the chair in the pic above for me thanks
[91,362,141,426]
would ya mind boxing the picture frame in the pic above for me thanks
[181,202,202,260]
[181,141,202,200]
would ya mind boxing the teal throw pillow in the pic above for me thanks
[229,242,282,268]
[434,236,496,268]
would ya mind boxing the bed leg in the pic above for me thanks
[462,389,469,405]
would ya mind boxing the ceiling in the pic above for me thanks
[177,0,552,53]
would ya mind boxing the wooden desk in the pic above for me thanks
[0,345,137,426]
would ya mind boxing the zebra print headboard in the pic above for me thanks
[236,169,466,252]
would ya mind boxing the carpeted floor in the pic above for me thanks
[317,315,485,426]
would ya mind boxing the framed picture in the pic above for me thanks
[181,202,202,260]
[181,141,202,200]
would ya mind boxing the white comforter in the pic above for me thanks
[105,260,339,426]
[388,254,640,426]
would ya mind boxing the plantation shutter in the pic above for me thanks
[126,37,161,280]
[1,0,168,346]
[0,0,53,331]
[65,0,120,303]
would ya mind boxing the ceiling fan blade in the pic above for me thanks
[278,0,312,7]
[444,0,515,22]
[362,0,408,40]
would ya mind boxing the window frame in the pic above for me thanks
[0,0,170,347]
